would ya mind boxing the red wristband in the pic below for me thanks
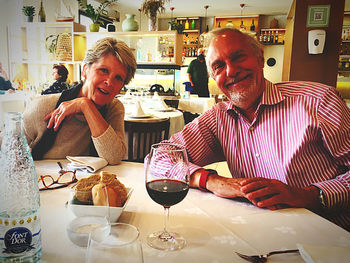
[199,169,217,191]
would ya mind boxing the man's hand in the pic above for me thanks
[206,173,245,198]
[239,177,320,211]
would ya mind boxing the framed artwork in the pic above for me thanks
[306,5,330,27]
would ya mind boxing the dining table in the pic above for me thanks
[177,97,216,114]
[36,159,350,263]
[120,96,185,137]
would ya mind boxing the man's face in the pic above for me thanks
[207,31,265,111]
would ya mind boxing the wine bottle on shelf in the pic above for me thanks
[263,31,267,43]
[185,19,189,29]
[250,19,255,31]
[191,19,195,29]
[275,31,279,43]
[218,22,221,28]
[38,0,46,22]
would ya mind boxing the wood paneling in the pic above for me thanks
[282,0,345,87]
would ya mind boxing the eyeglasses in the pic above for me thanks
[38,163,77,191]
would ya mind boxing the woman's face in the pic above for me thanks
[81,53,127,106]
[52,68,60,80]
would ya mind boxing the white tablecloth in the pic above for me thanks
[35,160,350,263]
[178,97,216,114]
[121,97,185,137]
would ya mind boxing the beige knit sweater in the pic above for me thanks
[22,94,126,165]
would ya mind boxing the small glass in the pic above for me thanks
[66,183,110,247]
[86,223,143,263]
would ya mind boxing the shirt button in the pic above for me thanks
[255,153,260,158]
[249,126,254,132]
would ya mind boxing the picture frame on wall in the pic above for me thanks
[306,5,331,27]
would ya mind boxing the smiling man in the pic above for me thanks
[20,37,137,164]
[164,28,350,231]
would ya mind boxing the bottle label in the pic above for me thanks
[0,211,41,258]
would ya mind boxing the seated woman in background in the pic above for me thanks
[24,37,137,164]
[41,64,70,95]
[0,62,15,92]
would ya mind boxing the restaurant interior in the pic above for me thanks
[0,0,350,262]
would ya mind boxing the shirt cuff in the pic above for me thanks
[312,178,350,209]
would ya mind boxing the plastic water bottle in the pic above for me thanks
[0,112,41,262]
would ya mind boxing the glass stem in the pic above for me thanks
[164,206,169,233]
[160,206,172,240]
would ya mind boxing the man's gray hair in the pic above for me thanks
[203,28,263,76]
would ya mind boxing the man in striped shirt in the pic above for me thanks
[166,28,350,231]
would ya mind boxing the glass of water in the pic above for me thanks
[86,223,143,263]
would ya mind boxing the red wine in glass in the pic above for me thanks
[146,179,189,207]
[145,142,190,251]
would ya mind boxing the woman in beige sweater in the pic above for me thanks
[24,37,137,165]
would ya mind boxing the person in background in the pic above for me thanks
[41,64,70,95]
[0,62,15,92]
[21,37,136,165]
[187,48,210,97]
[158,28,350,231]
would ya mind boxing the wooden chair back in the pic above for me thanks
[124,118,170,163]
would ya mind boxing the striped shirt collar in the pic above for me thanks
[225,79,285,116]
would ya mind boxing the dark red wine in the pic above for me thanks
[146,179,189,207]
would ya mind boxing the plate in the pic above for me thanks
[69,188,133,222]
[129,114,152,119]
[154,108,175,112]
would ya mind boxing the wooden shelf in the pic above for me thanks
[214,15,259,33]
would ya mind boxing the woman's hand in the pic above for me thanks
[44,96,109,137]
[239,177,320,210]
[44,97,89,131]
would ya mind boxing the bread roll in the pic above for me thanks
[75,171,127,207]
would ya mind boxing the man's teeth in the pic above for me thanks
[98,88,109,94]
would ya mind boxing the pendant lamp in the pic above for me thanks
[199,5,210,46]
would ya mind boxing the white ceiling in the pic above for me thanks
[114,0,350,19]
[115,0,295,18]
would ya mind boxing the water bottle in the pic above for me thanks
[0,112,41,262]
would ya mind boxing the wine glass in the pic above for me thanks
[66,183,110,247]
[86,223,143,263]
[145,142,190,251]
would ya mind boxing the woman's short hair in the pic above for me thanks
[203,28,263,76]
[53,64,68,82]
[83,37,137,85]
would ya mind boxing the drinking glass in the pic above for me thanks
[66,183,110,247]
[86,223,143,263]
[145,142,190,251]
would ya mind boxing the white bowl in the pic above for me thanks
[66,216,109,247]
[69,188,133,222]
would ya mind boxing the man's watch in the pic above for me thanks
[318,188,326,209]
[199,169,217,191]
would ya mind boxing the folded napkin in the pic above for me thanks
[297,243,350,263]
[153,91,160,100]
[133,100,146,117]
[154,99,169,110]
[66,156,108,173]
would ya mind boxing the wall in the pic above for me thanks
[283,0,345,87]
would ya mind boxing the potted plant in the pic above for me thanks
[22,6,36,22]
[141,0,170,31]
[168,20,188,36]
[77,0,118,32]
[45,34,59,60]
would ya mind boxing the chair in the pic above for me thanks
[124,118,170,163]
